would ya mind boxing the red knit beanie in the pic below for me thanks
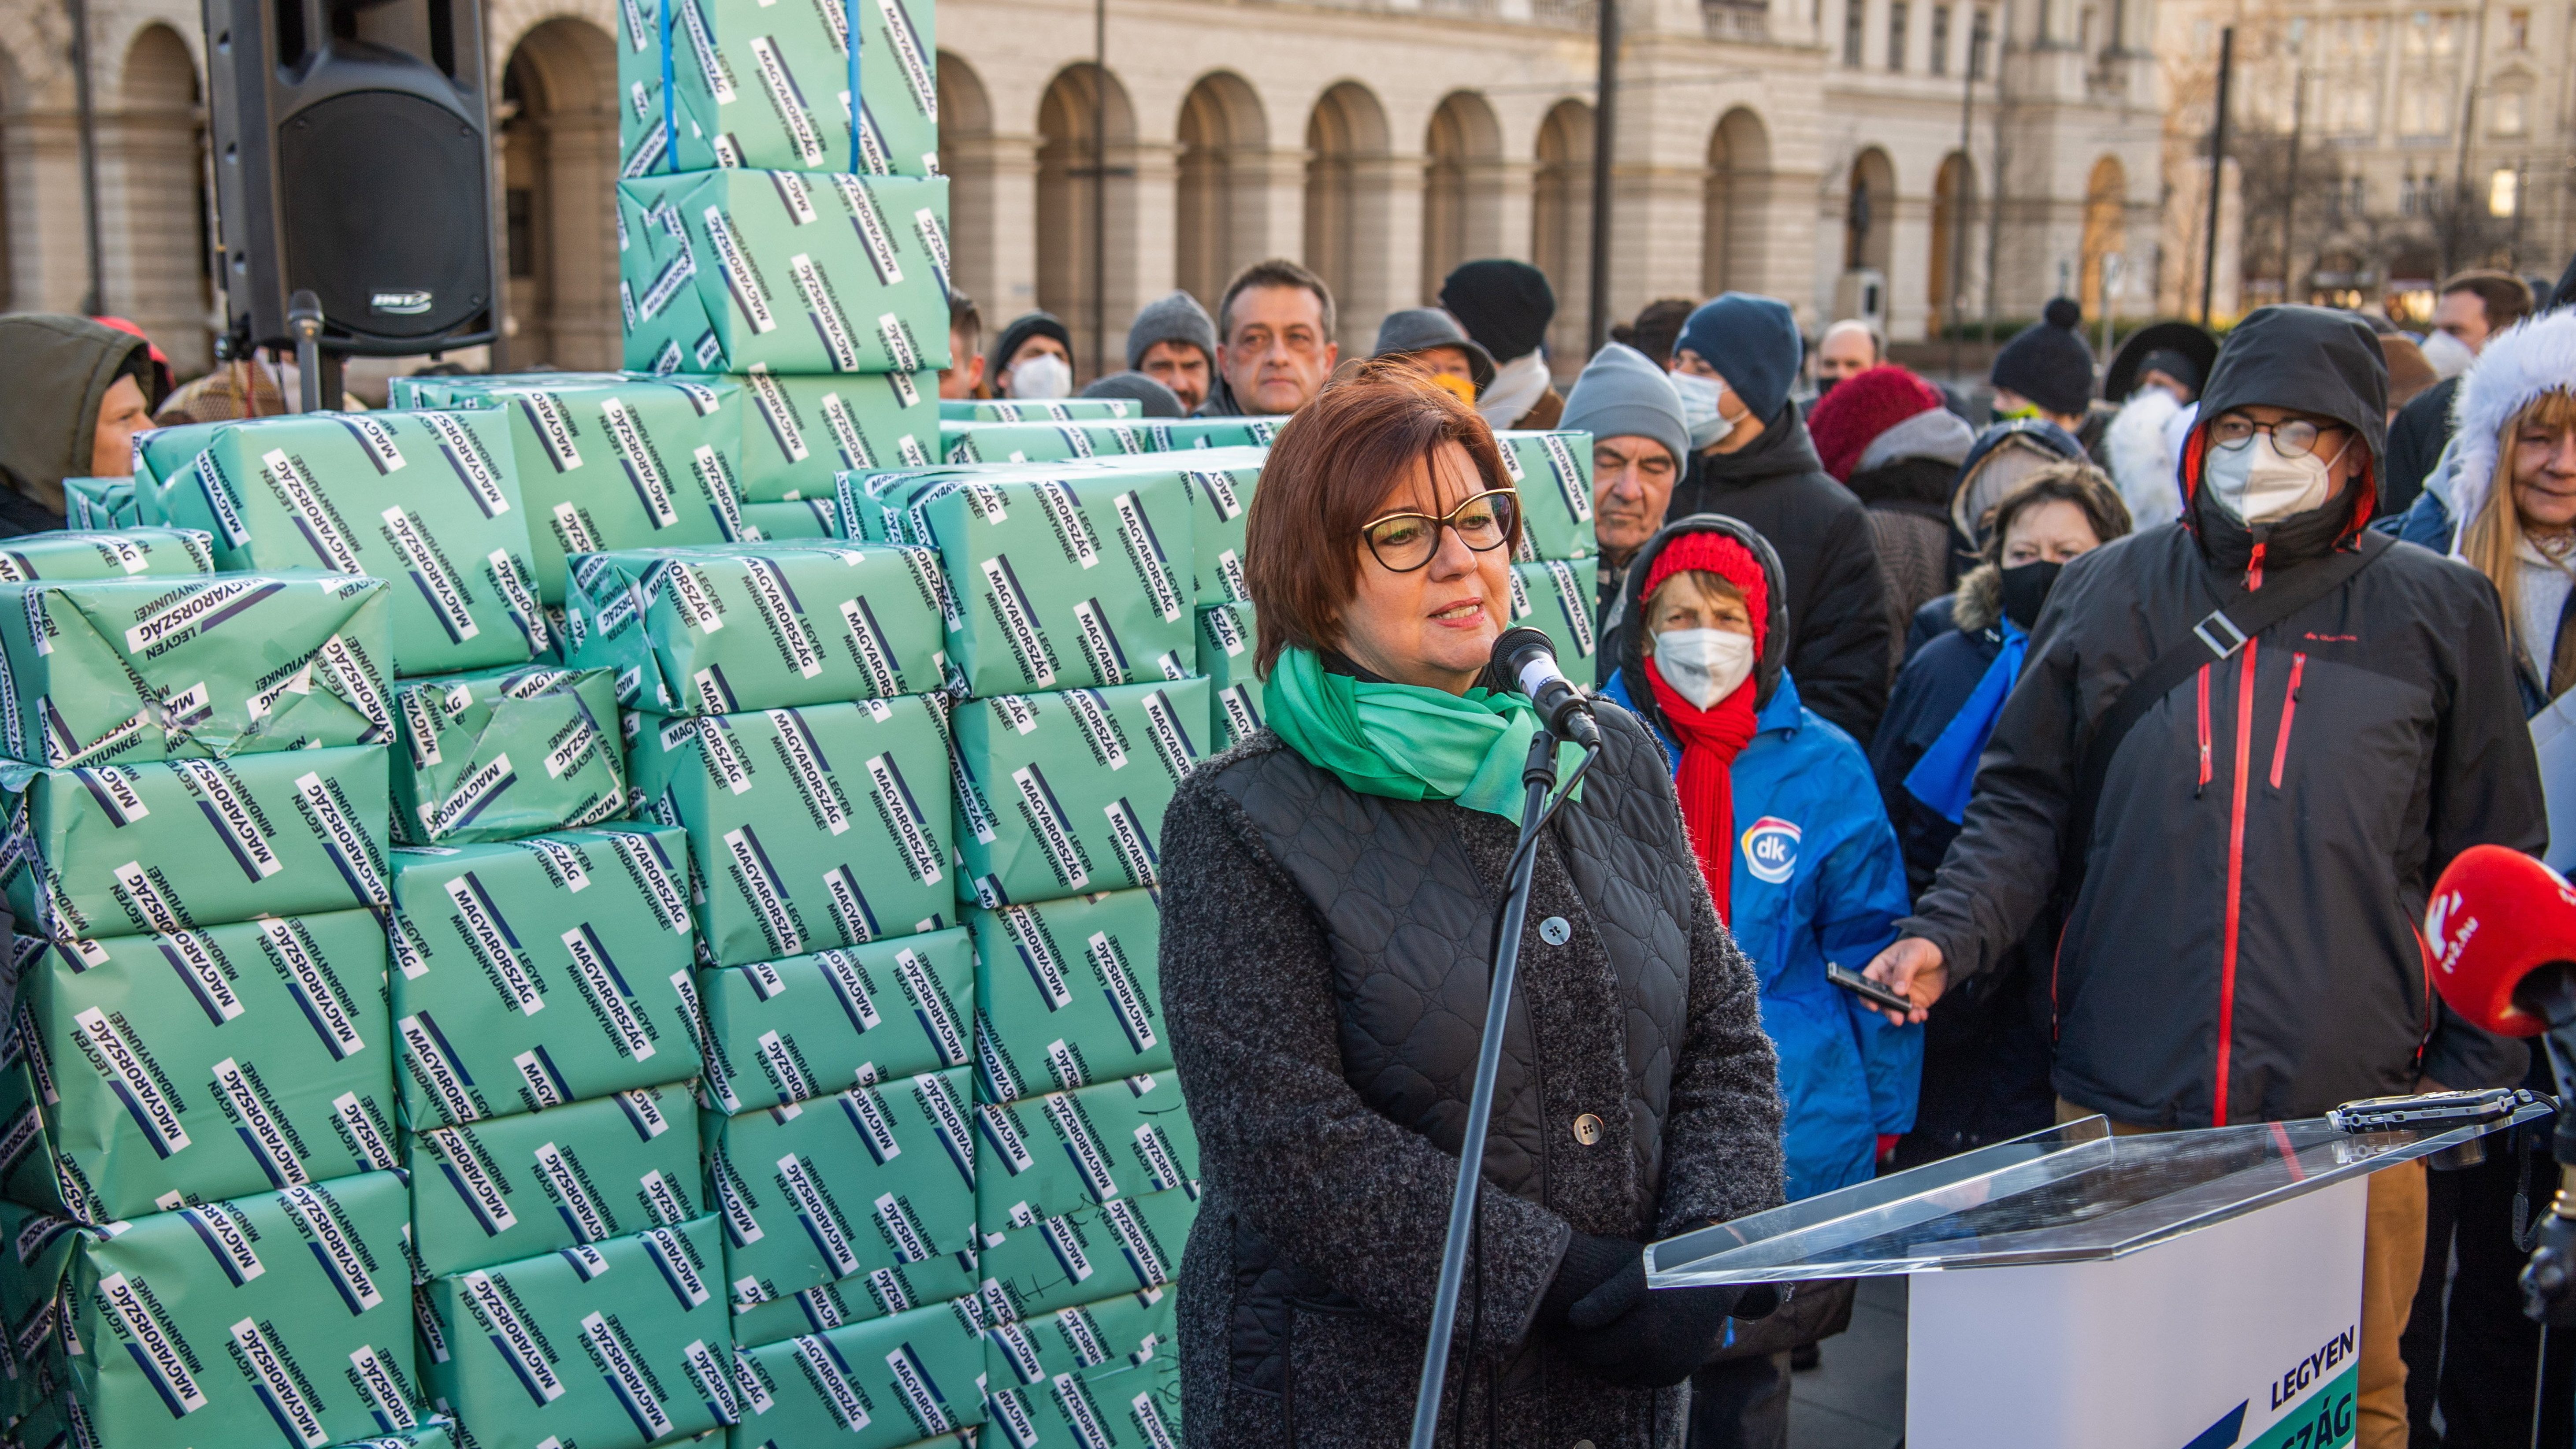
[1806,364,1944,482]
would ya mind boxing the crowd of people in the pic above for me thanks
[2,251,2570,1446]
[1065,252,2576,1448]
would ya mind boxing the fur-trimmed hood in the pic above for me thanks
[2446,308,2576,555]
[1950,562,2004,634]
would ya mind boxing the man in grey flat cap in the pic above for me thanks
[1370,307,1497,408]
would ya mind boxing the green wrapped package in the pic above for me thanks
[332,1418,462,1449]
[617,170,950,378]
[408,1082,703,1279]
[738,369,937,503]
[563,543,945,715]
[969,889,1167,1104]
[0,744,389,948]
[1495,430,1596,562]
[1140,418,1280,451]
[983,1289,1181,1449]
[704,1066,974,1309]
[390,372,632,409]
[0,572,393,767]
[742,499,844,540]
[141,410,549,675]
[0,526,209,581]
[951,679,1207,908]
[389,825,699,1130]
[939,399,1131,424]
[132,420,248,496]
[850,467,1195,697]
[939,420,1154,465]
[975,1071,1197,1230]
[418,376,753,605]
[0,910,396,1223]
[391,664,625,845]
[727,1297,984,1448]
[14,1172,421,1449]
[1505,558,1600,674]
[697,927,972,1115]
[975,1187,1196,1325]
[1163,448,1261,607]
[1193,602,1265,751]
[614,0,936,178]
[418,1216,731,1449]
[63,479,141,530]
[726,1253,976,1349]
[624,699,953,968]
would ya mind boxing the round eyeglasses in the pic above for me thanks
[2207,414,2349,459]
[1360,489,1520,572]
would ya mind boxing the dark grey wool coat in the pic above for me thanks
[1157,706,1786,1449]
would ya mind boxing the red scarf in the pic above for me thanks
[1640,534,1769,921]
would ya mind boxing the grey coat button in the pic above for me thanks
[1539,915,1571,945]
[1575,1439,1598,1448]
[1572,1113,1604,1145]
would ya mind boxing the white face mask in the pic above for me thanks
[2420,327,2474,380]
[1670,372,1731,449]
[2202,437,2343,525]
[1006,352,1073,400]
[1653,628,1756,708]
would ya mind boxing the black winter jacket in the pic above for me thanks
[2380,376,2459,519]
[1157,710,1785,1449]
[1848,456,1964,678]
[1901,306,2544,1127]
[1663,415,1892,743]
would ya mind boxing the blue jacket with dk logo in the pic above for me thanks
[1603,670,1922,1200]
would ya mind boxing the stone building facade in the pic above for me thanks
[2152,0,2575,322]
[0,0,2162,378]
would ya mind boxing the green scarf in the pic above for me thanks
[1264,647,1570,823]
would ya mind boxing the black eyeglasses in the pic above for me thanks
[1360,489,1520,572]
[2207,414,2350,459]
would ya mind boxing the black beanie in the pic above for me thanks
[1439,259,1556,363]
[1991,297,2095,418]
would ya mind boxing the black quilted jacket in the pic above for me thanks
[1157,707,1785,1449]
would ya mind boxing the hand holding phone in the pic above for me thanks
[1827,961,1915,1015]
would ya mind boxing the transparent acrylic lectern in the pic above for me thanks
[1649,1105,2549,1448]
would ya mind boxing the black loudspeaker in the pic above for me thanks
[204,0,500,356]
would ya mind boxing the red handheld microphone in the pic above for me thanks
[2424,844,2576,1038]
[2429,846,2576,1325]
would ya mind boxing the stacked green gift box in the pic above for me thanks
[1494,430,1603,676]
[0,551,417,1446]
[830,452,1217,1443]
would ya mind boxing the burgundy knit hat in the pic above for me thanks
[1806,363,1944,482]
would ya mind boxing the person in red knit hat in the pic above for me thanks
[1806,363,1976,677]
[1597,511,1916,1439]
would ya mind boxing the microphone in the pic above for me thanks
[1493,627,1600,749]
[2424,844,2576,1039]
[2424,845,2576,1323]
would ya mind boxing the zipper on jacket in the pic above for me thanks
[2214,622,2263,1129]
[2268,652,2307,790]
[2195,665,2213,793]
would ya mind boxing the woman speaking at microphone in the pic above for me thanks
[1157,359,1786,1448]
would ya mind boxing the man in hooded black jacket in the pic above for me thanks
[1860,306,2542,1449]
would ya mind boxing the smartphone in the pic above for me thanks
[1826,961,1915,1014]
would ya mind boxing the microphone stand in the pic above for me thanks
[2519,969,2576,1323]
[1407,725,1564,1449]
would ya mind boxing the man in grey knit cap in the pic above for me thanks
[1560,342,1690,678]
[1126,291,1218,413]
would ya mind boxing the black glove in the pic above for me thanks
[1555,1260,1749,1389]
[1536,1232,1642,1331]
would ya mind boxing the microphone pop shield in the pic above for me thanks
[2424,844,2576,1038]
